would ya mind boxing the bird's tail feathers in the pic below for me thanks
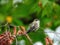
[27,30,31,33]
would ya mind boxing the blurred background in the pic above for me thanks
[0,0,60,45]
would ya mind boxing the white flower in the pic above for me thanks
[44,28,54,40]
[18,40,25,45]
[13,0,23,4]
[55,26,60,40]
[44,26,60,45]
[33,42,43,45]
[53,41,59,45]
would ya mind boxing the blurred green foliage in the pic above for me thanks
[0,0,60,45]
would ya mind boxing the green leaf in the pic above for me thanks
[0,14,5,23]
[29,3,41,14]
[0,0,13,14]
[41,2,53,17]
[13,18,23,26]
[12,3,29,18]
[39,0,49,7]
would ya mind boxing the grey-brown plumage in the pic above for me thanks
[27,19,40,33]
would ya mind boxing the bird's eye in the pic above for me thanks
[35,19,38,21]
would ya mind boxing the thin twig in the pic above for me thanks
[16,37,17,45]
[25,34,33,45]
[20,26,33,44]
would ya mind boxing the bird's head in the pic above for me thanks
[33,19,40,23]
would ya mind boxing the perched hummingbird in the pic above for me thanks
[27,19,40,33]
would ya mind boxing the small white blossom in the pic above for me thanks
[13,0,23,4]
[19,40,25,45]
[33,42,43,45]
[44,26,60,45]
[44,28,54,40]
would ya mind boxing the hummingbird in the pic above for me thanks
[27,19,40,33]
